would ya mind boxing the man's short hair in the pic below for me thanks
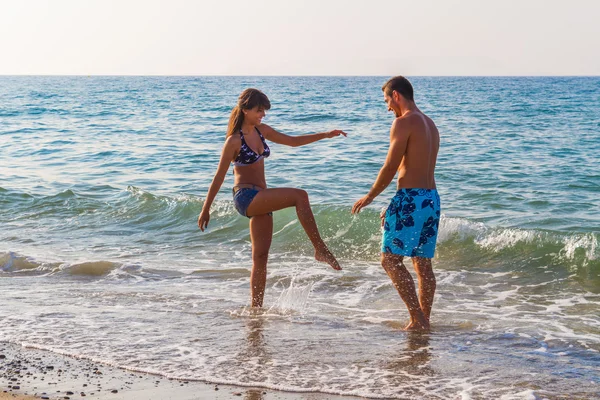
[382,76,414,101]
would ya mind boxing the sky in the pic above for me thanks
[0,0,599,76]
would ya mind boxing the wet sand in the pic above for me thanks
[0,343,352,400]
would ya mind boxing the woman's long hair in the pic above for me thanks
[226,88,271,137]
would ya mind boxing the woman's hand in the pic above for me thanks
[325,129,348,138]
[198,209,210,232]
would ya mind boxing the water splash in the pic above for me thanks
[267,276,314,315]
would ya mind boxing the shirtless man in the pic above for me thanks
[352,76,441,331]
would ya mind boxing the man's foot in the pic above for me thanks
[315,248,342,270]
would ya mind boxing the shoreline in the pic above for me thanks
[0,342,354,400]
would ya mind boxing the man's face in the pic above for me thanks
[384,91,400,117]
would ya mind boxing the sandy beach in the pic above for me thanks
[1,343,351,400]
[1,393,34,400]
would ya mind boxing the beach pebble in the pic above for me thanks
[111,389,118,393]
[66,391,74,394]
[233,392,242,396]
[0,354,5,359]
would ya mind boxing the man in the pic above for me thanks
[352,76,441,331]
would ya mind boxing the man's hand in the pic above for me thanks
[325,129,347,138]
[380,207,387,227]
[198,210,210,231]
[351,195,374,214]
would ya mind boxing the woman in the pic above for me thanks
[198,88,345,307]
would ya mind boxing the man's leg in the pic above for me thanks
[411,257,436,321]
[381,253,430,331]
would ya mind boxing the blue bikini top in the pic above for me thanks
[233,127,271,167]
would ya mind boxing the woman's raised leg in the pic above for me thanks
[249,213,273,307]
[246,188,341,270]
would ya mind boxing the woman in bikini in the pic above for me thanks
[198,88,346,307]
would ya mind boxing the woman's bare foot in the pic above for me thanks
[315,248,342,270]
[404,318,430,332]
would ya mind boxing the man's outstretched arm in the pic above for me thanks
[352,119,409,214]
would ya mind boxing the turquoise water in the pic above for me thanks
[1,76,599,399]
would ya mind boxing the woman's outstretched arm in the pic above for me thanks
[259,124,346,147]
[198,136,238,231]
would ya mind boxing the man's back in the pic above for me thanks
[396,111,439,190]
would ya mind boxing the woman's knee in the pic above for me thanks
[293,188,309,203]
[252,250,269,264]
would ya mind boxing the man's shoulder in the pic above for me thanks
[390,115,414,136]
[392,112,435,134]
[396,112,430,123]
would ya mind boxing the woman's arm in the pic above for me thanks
[260,124,346,147]
[198,136,238,231]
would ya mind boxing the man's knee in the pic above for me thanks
[413,258,436,282]
[381,253,404,270]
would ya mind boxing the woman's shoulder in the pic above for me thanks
[257,123,273,131]
[225,133,242,147]
[257,123,276,138]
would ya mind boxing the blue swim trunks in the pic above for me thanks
[382,188,441,258]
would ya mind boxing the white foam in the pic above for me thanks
[499,389,539,400]
[437,215,487,243]
[561,233,598,261]
[476,229,540,251]
[438,216,599,262]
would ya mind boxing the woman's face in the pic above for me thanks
[244,106,266,125]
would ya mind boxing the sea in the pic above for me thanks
[1,76,599,399]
